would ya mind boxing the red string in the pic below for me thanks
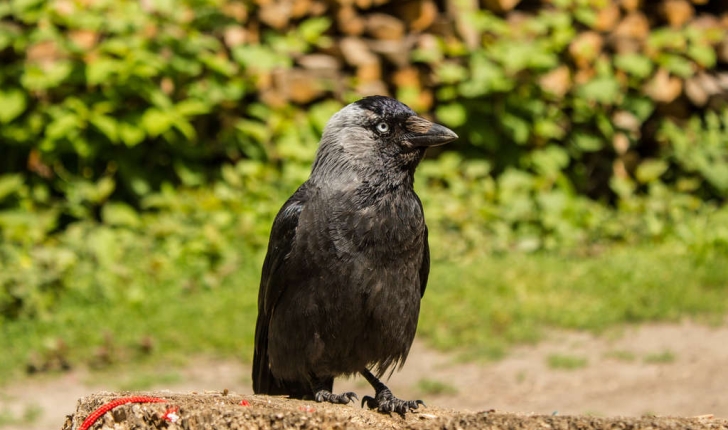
[78,396,167,430]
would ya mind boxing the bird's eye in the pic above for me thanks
[375,122,390,134]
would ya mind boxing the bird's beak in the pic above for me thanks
[405,116,459,147]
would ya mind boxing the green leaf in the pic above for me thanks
[10,0,45,21]
[232,45,290,71]
[571,132,604,152]
[119,122,146,147]
[86,58,119,86]
[577,76,621,104]
[534,119,566,140]
[172,117,196,140]
[0,174,24,201]
[95,177,116,202]
[610,176,635,198]
[21,61,73,90]
[658,54,693,78]
[436,103,467,128]
[199,53,236,76]
[573,6,597,27]
[687,43,716,68]
[596,113,614,138]
[614,54,653,79]
[141,108,173,137]
[308,100,343,132]
[0,89,27,123]
[0,26,16,51]
[636,159,668,183]
[71,136,92,158]
[501,113,530,145]
[175,99,210,117]
[102,202,140,227]
[174,161,204,186]
[648,28,686,51]
[466,9,508,34]
[531,146,569,175]
[412,41,443,64]
[89,113,119,143]
[437,62,468,84]
[494,41,557,74]
[298,17,331,44]
[622,96,655,122]
[236,119,269,144]
[128,176,150,196]
[46,113,82,141]
[460,53,511,97]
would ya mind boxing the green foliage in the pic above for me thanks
[419,237,728,360]
[0,0,328,232]
[426,6,725,212]
[2,178,728,382]
[1,0,728,382]
[1,0,725,255]
[0,183,275,382]
[660,110,728,197]
[0,157,300,321]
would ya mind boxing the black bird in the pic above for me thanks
[252,96,458,414]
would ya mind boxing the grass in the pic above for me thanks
[1,224,728,385]
[547,354,589,370]
[643,350,676,364]
[416,378,458,395]
[603,350,637,362]
[419,241,728,360]
[0,239,262,385]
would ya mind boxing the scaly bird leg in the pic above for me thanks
[360,368,425,415]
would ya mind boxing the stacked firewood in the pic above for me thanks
[228,0,450,110]
[230,0,727,115]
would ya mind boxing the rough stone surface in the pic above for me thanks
[64,391,728,430]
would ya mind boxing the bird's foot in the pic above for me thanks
[361,388,425,415]
[314,390,358,405]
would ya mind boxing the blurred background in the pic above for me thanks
[1,0,728,427]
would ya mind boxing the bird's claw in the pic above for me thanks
[343,392,359,404]
[314,390,358,405]
[361,395,376,409]
[361,389,425,415]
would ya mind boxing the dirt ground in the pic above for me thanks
[3,320,728,429]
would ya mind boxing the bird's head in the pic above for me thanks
[311,96,458,184]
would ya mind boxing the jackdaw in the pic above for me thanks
[252,95,458,414]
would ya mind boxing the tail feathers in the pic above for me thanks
[252,351,288,395]
[253,319,286,395]
[252,319,310,397]
[252,351,311,398]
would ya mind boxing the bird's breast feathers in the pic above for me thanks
[332,191,425,257]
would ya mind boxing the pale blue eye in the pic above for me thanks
[376,122,389,133]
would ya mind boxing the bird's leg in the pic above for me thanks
[360,368,425,415]
[311,379,358,405]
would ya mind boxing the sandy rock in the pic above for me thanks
[63,391,728,430]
